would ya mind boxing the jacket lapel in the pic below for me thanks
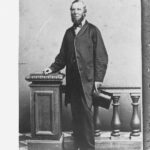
[70,21,89,37]
[76,20,88,37]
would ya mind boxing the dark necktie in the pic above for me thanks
[74,23,82,28]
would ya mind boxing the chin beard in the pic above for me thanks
[71,14,85,25]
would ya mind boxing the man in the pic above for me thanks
[44,0,108,149]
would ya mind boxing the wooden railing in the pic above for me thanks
[93,87,142,139]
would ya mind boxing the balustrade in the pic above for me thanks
[91,87,141,139]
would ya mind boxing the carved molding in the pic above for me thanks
[25,72,65,82]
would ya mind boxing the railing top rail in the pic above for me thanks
[61,85,142,94]
[99,86,141,90]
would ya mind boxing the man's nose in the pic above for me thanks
[73,9,78,14]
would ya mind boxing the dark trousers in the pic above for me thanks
[69,63,95,150]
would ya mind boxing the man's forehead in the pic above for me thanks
[71,2,84,9]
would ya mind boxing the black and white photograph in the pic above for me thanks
[17,0,150,150]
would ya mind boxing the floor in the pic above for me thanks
[19,132,143,150]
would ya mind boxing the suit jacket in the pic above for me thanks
[50,21,108,108]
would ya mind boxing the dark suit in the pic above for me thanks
[50,21,108,150]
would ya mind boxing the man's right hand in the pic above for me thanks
[43,68,52,75]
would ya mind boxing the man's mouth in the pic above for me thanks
[73,14,80,17]
[73,16,80,19]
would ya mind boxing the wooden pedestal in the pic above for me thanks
[26,72,64,140]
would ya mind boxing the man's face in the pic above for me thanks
[71,2,85,24]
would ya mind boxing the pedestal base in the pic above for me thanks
[27,135,63,150]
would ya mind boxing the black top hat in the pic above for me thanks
[92,90,113,109]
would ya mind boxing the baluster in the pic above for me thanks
[93,106,101,136]
[130,93,141,137]
[111,94,121,137]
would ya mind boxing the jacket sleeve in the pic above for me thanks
[50,32,67,72]
[93,27,108,82]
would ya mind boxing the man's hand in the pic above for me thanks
[94,81,103,93]
[43,68,52,75]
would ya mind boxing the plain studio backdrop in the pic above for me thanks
[19,0,142,132]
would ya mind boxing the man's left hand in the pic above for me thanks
[94,81,103,93]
